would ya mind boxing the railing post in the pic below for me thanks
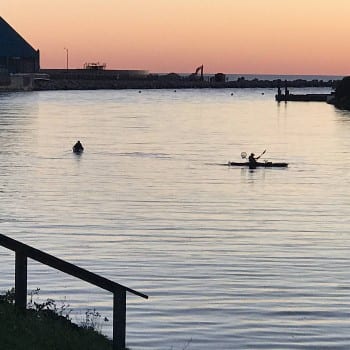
[15,250,27,309]
[113,289,126,350]
[0,234,147,348]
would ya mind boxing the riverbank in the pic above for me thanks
[0,299,113,350]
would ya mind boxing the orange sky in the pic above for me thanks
[1,0,350,75]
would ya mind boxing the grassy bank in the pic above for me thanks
[0,293,113,350]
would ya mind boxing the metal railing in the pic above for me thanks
[0,233,148,350]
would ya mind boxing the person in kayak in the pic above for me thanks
[73,140,84,153]
[248,152,262,168]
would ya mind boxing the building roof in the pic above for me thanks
[0,17,38,57]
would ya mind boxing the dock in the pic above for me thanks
[275,84,332,102]
[275,93,331,102]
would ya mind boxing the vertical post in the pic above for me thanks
[64,48,69,71]
[113,289,126,350]
[15,251,27,309]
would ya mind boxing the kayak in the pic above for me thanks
[228,161,288,168]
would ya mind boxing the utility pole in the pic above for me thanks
[64,48,69,71]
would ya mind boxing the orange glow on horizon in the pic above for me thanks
[1,0,350,75]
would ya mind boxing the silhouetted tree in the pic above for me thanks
[334,76,350,109]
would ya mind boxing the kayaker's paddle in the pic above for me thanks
[241,149,266,160]
[257,149,267,159]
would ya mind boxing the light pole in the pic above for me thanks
[64,47,69,71]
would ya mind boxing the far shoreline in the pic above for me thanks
[33,71,338,91]
[0,68,341,92]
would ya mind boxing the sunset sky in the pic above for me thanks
[1,0,349,75]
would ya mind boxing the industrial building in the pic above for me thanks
[0,16,152,90]
[0,16,39,73]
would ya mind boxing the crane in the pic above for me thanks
[194,65,204,81]
[188,65,204,81]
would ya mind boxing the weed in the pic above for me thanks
[79,308,109,333]
[27,288,72,320]
[0,287,15,304]
[0,288,113,350]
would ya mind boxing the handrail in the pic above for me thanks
[0,233,148,350]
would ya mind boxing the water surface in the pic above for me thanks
[1,88,350,349]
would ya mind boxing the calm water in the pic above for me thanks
[1,87,350,350]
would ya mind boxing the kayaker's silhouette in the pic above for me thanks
[227,149,288,168]
[248,153,258,168]
[73,140,84,154]
[248,150,266,169]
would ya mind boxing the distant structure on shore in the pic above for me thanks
[0,16,45,91]
[0,16,147,91]
[0,17,40,73]
[83,62,106,70]
[0,16,341,92]
[188,65,204,81]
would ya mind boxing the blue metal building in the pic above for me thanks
[0,17,40,73]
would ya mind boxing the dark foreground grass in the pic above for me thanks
[0,301,113,350]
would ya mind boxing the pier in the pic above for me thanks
[275,93,331,102]
[275,84,332,102]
